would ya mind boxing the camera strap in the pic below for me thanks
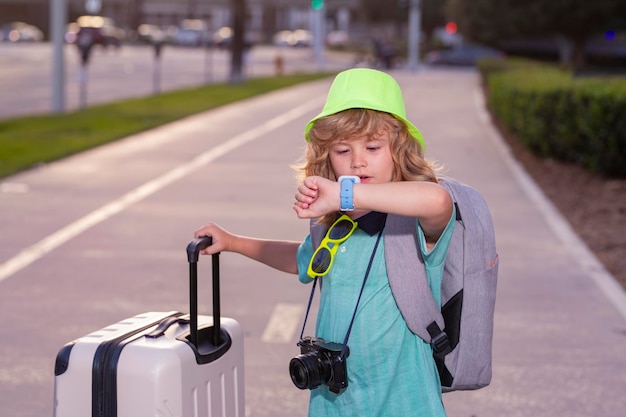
[299,227,385,359]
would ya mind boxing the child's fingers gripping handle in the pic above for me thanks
[185,236,221,348]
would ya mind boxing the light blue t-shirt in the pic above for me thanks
[296,209,455,417]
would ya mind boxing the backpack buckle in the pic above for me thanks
[427,322,452,357]
[431,331,451,356]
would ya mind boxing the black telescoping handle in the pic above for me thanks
[186,236,221,348]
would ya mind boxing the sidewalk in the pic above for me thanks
[0,66,625,417]
[393,68,626,416]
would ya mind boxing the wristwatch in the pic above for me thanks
[338,176,360,211]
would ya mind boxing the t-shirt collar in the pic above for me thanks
[354,211,387,236]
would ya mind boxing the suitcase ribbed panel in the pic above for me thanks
[54,314,244,417]
[54,312,182,417]
[115,316,244,417]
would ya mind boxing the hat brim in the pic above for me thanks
[305,107,426,150]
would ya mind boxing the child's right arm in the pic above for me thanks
[194,223,300,274]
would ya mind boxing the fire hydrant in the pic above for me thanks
[274,53,284,76]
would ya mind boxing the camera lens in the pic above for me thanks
[289,353,326,390]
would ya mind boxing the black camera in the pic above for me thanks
[289,337,350,394]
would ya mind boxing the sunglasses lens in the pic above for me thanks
[308,216,356,278]
[328,219,354,240]
[311,247,331,274]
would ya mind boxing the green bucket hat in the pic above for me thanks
[304,68,425,149]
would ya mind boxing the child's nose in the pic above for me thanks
[350,153,366,169]
[351,158,365,169]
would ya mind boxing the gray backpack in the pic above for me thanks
[310,177,499,392]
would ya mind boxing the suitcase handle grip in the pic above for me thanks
[186,236,221,348]
[145,315,189,339]
[186,236,214,263]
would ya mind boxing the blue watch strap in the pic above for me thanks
[339,176,358,211]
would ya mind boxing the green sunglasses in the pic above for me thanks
[307,215,358,278]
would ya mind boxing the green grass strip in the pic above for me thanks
[0,73,334,179]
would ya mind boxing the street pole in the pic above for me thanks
[312,8,325,71]
[153,39,164,94]
[50,0,66,114]
[407,0,421,72]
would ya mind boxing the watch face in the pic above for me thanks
[338,175,360,184]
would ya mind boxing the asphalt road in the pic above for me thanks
[0,42,356,121]
[1,62,625,416]
[0,42,351,417]
[0,77,325,417]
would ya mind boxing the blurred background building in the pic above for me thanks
[2,0,624,69]
[0,0,358,44]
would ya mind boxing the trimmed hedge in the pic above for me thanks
[0,73,335,179]
[478,58,626,178]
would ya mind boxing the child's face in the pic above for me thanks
[328,132,394,184]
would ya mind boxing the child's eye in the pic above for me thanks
[334,148,349,155]
[367,146,381,151]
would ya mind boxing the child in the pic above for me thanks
[194,68,455,417]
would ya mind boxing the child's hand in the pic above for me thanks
[293,176,339,218]
[193,223,232,255]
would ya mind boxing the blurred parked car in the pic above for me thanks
[272,29,312,47]
[326,30,349,48]
[292,29,312,47]
[212,26,232,48]
[64,22,79,43]
[1,21,44,42]
[272,30,292,47]
[69,15,125,48]
[135,24,165,44]
[173,28,207,46]
[212,26,257,49]
[172,19,209,47]
[425,44,504,66]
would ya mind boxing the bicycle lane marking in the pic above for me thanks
[0,96,322,283]
[261,303,306,344]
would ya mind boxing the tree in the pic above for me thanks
[543,0,626,68]
[446,0,626,69]
[229,0,246,84]
[361,0,400,23]
[421,0,448,40]
[445,0,522,44]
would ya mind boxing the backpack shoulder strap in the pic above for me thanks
[438,176,497,275]
[384,214,445,344]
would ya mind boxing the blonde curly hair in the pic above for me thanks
[294,108,441,225]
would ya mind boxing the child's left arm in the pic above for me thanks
[294,176,453,241]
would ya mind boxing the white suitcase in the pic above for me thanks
[54,238,245,417]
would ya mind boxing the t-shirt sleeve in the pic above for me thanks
[296,235,315,284]
[417,204,456,268]
[416,204,456,305]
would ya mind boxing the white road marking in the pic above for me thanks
[0,97,322,283]
[261,303,305,344]
[0,183,30,193]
